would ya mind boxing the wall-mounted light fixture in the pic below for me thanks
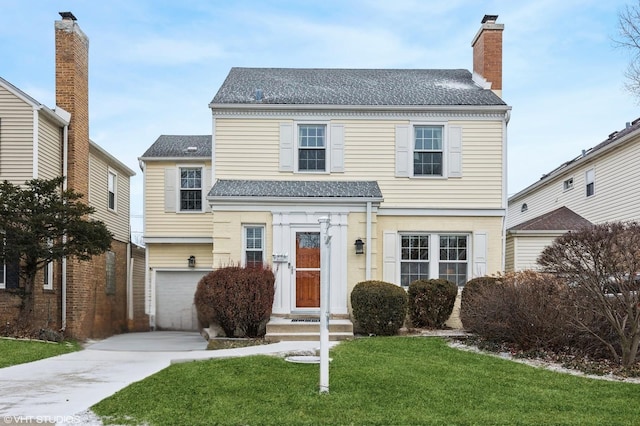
[188,255,196,268]
[354,238,365,255]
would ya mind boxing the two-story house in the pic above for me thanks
[506,118,640,271]
[141,15,510,336]
[0,13,146,339]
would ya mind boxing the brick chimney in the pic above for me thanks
[471,14,504,97]
[55,12,94,338]
[55,11,89,197]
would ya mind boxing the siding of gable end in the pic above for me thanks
[507,131,640,228]
[0,85,35,183]
[38,114,64,180]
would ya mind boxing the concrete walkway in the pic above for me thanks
[0,332,326,422]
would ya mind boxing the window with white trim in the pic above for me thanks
[108,170,117,211]
[180,167,203,211]
[244,225,265,268]
[585,168,595,197]
[400,233,469,287]
[438,235,468,286]
[298,124,327,172]
[563,177,574,191]
[413,126,443,176]
[44,239,53,290]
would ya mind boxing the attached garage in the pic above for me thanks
[155,270,210,330]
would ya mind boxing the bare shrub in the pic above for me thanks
[460,271,570,351]
[539,222,640,366]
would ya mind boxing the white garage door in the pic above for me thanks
[156,271,209,331]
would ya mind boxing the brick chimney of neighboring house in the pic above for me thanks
[55,12,94,338]
[472,14,504,97]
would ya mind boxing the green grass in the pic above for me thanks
[93,337,640,425]
[0,338,80,368]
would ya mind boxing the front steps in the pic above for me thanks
[266,317,353,341]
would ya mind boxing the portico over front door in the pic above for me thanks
[294,231,321,308]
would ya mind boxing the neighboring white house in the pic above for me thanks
[506,117,640,271]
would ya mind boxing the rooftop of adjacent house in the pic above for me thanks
[208,179,383,199]
[139,135,212,159]
[508,206,592,232]
[210,68,506,106]
[510,117,640,201]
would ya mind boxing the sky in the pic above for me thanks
[2,0,639,243]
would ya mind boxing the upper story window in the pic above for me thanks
[298,124,326,172]
[563,177,574,191]
[180,167,202,211]
[108,170,117,211]
[585,168,595,197]
[244,225,265,268]
[395,123,461,178]
[413,126,443,176]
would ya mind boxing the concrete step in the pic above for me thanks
[266,318,353,341]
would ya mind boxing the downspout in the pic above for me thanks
[501,110,510,272]
[126,237,133,328]
[61,124,68,332]
[365,201,372,280]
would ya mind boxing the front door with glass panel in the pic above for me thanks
[294,231,321,308]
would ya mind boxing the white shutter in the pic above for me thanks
[203,167,212,212]
[330,123,344,173]
[395,125,410,177]
[279,123,294,172]
[448,126,462,178]
[164,168,176,213]
[383,231,398,284]
[473,231,487,278]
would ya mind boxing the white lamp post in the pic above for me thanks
[318,216,331,394]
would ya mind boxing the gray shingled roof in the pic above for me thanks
[508,207,592,232]
[211,68,506,106]
[208,180,383,199]
[140,135,212,159]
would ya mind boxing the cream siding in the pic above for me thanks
[88,150,131,243]
[346,212,374,303]
[37,115,63,180]
[505,235,515,272]
[214,118,504,209]
[505,234,559,272]
[212,211,272,267]
[148,243,213,269]
[376,215,503,281]
[508,134,640,228]
[144,161,213,238]
[0,85,35,183]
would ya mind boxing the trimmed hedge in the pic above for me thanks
[408,279,457,328]
[194,265,275,338]
[351,280,407,336]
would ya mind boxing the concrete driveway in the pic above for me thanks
[0,332,321,423]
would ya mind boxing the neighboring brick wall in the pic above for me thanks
[130,244,150,331]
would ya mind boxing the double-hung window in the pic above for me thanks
[585,168,595,197]
[413,126,443,176]
[438,235,468,286]
[43,239,53,290]
[244,225,264,268]
[400,235,430,287]
[108,170,117,211]
[180,167,202,211]
[399,233,469,287]
[298,124,326,172]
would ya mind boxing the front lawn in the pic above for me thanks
[93,337,640,425]
[0,338,80,368]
